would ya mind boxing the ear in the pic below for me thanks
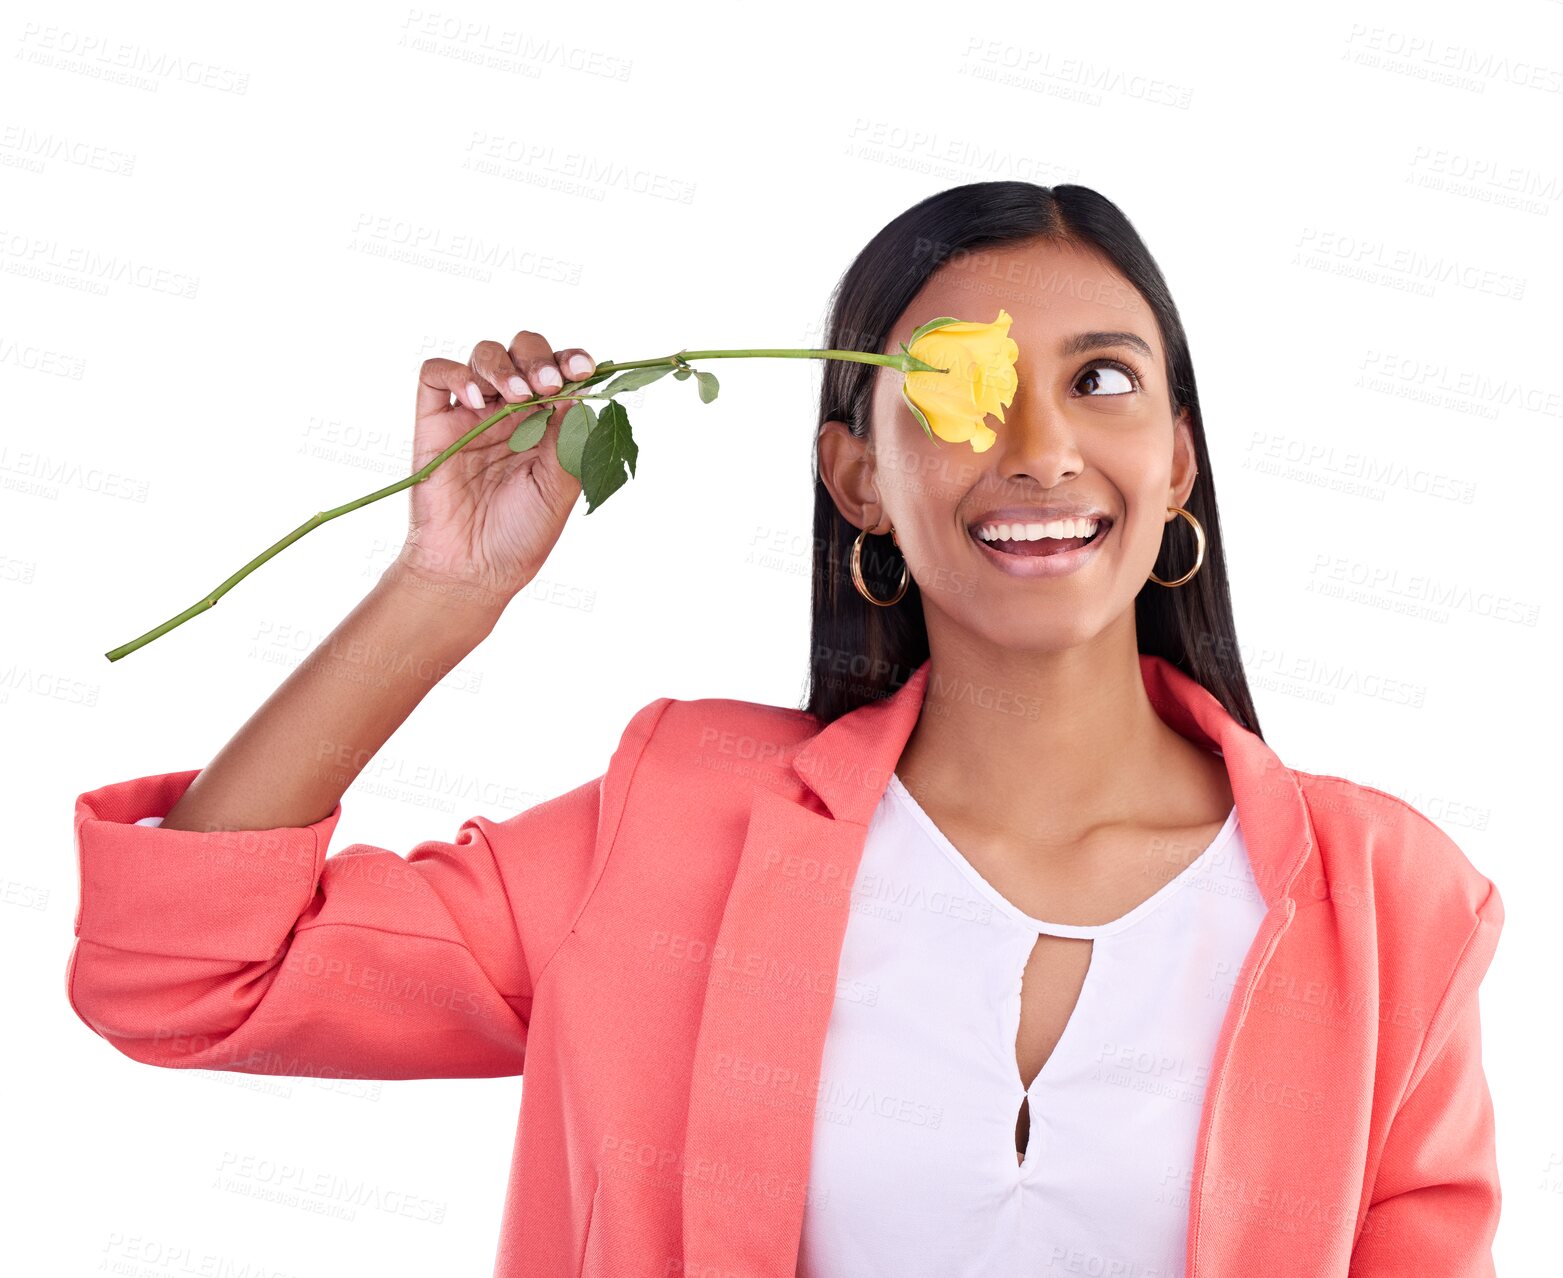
[818,418,888,533]
[1168,407,1199,510]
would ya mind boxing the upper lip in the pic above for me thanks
[967,505,1113,530]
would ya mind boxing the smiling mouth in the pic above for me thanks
[969,519,1112,557]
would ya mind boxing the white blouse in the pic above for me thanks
[796,772,1266,1278]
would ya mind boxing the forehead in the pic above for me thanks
[885,236,1158,358]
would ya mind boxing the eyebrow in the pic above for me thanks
[1059,331,1155,360]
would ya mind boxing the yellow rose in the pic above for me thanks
[900,309,1020,453]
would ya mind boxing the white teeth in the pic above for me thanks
[975,517,1101,542]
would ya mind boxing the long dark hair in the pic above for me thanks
[803,180,1262,739]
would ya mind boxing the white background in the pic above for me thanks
[4,0,1558,1272]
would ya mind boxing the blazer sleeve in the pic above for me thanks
[64,763,606,1082]
[1350,877,1504,1276]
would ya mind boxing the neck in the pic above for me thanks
[896,618,1222,847]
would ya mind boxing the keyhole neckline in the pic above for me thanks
[886,771,1240,939]
[1013,932,1096,1171]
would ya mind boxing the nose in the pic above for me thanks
[987,394,1085,489]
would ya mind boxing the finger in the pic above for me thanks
[508,330,565,398]
[470,339,533,403]
[417,357,487,419]
[554,347,596,382]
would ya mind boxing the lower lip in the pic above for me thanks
[968,522,1113,578]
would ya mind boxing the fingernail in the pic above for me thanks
[565,354,592,378]
[508,376,528,396]
[537,365,562,390]
[466,382,484,411]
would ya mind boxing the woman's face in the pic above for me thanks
[821,236,1199,654]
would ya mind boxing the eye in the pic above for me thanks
[1075,359,1143,396]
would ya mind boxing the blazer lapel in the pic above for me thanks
[678,654,1317,1278]
[1137,656,1320,1276]
[679,660,932,1278]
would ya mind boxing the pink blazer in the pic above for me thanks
[67,653,1503,1276]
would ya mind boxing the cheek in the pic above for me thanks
[879,427,986,512]
[1090,436,1172,558]
[1094,424,1171,498]
[1115,512,1162,568]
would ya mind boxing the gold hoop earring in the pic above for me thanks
[851,524,909,606]
[1148,505,1205,587]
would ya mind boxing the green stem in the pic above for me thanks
[628,348,939,370]
[103,346,936,662]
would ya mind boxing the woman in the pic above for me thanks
[66,182,1503,1277]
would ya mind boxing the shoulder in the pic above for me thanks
[1290,769,1499,909]
[1289,767,1504,999]
[596,691,823,828]
[492,692,822,984]
[607,691,821,796]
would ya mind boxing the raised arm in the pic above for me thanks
[67,330,609,1080]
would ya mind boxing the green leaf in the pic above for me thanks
[581,401,638,514]
[901,384,936,444]
[556,401,597,478]
[559,369,611,392]
[549,366,618,409]
[505,405,549,453]
[906,315,963,347]
[599,364,676,397]
[673,367,692,380]
[694,369,719,403]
